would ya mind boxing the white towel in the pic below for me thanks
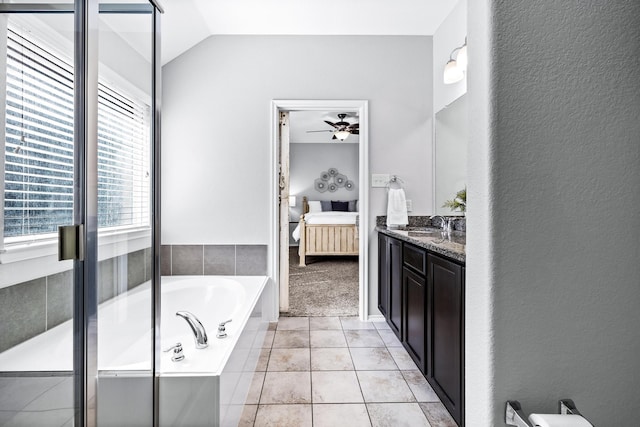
[386,188,408,227]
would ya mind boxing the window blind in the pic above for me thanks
[3,28,150,240]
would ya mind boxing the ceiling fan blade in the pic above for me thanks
[324,120,339,129]
[349,123,359,129]
[351,129,359,135]
[306,130,334,133]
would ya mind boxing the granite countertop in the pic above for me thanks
[376,226,466,264]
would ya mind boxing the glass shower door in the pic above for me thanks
[0,10,78,427]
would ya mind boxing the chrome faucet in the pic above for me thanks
[176,311,209,349]
[430,215,451,232]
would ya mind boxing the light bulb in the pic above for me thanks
[456,44,467,71]
[334,130,350,141]
[443,59,464,84]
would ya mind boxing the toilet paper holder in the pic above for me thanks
[505,399,585,427]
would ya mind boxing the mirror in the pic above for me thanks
[434,94,468,216]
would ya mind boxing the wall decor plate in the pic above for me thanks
[328,167,339,176]
[335,173,347,187]
[320,171,330,181]
[328,183,338,192]
[345,180,355,190]
[314,178,328,192]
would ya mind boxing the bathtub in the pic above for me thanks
[0,275,273,427]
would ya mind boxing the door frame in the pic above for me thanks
[270,99,370,320]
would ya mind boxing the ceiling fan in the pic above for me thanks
[306,113,359,141]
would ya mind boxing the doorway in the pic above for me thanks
[270,100,369,320]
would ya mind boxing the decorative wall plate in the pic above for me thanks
[328,167,339,176]
[314,178,328,192]
[328,183,338,192]
[345,180,355,191]
[320,171,330,181]
[335,174,347,187]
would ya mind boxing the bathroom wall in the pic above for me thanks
[162,35,434,314]
[433,0,467,113]
[289,142,359,221]
[466,1,640,425]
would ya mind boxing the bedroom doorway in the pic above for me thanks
[271,100,369,320]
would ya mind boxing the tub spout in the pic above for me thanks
[176,311,209,349]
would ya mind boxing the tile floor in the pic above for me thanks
[240,316,457,427]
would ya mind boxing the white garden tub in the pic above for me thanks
[0,275,272,427]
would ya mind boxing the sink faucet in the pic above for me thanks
[176,311,209,349]
[430,215,451,232]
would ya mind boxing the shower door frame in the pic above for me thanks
[0,2,163,426]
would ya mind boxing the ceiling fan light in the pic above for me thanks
[456,44,468,71]
[334,130,350,141]
[444,59,464,84]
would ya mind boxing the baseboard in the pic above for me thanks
[367,314,385,322]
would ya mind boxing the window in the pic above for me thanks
[3,27,150,243]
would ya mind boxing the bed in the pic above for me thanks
[292,196,359,266]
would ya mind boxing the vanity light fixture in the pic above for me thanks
[444,37,467,85]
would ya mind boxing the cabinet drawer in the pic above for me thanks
[403,243,426,275]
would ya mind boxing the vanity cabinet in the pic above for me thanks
[428,253,464,426]
[378,233,403,338]
[378,232,465,426]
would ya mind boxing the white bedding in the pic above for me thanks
[292,212,359,242]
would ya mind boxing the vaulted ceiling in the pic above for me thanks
[160,0,460,64]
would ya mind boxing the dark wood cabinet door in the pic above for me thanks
[377,234,389,318]
[428,253,464,426]
[388,237,403,337]
[402,267,426,372]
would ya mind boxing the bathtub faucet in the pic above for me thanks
[176,311,209,349]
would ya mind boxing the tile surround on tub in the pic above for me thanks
[162,244,268,277]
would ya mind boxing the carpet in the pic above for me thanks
[283,247,359,317]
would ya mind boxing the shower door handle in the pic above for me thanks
[58,224,84,261]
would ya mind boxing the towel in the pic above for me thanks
[386,188,408,227]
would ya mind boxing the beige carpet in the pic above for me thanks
[283,247,359,317]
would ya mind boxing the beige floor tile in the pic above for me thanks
[312,371,364,403]
[310,316,343,330]
[310,330,348,347]
[419,402,456,427]
[401,371,439,402]
[340,316,376,330]
[262,331,275,349]
[256,348,270,371]
[260,372,311,404]
[313,404,372,427]
[310,348,354,371]
[246,371,265,404]
[357,371,416,403]
[372,320,391,331]
[254,404,312,427]
[377,329,403,347]
[238,404,258,427]
[272,330,310,348]
[277,317,310,330]
[367,403,431,427]
[267,348,310,371]
[388,346,418,370]
[350,347,398,370]
[345,330,385,347]
[268,322,277,331]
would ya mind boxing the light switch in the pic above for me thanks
[372,174,390,188]
[406,200,413,212]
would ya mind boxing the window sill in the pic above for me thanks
[0,227,152,289]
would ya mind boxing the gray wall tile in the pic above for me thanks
[236,245,268,275]
[171,245,203,275]
[98,257,117,304]
[204,245,235,275]
[46,271,73,329]
[0,279,46,353]
[127,249,147,290]
[161,245,172,276]
[144,247,152,282]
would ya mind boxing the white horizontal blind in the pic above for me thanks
[3,27,150,240]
